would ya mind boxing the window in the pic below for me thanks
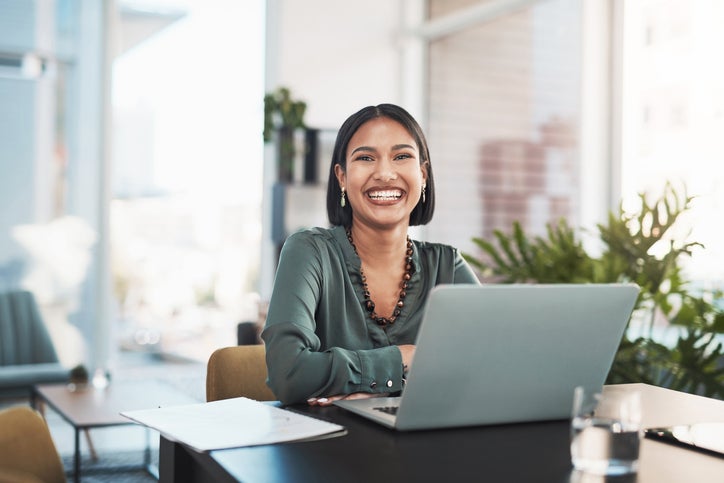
[426,0,582,257]
[620,0,724,284]
[110,1,265,361]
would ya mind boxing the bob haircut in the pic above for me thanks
[326,103,436,227]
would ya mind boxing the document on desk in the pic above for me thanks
[121,397,346,452]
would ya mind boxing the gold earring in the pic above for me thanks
[340,187,346,208]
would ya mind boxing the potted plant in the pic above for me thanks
[263,87,307,182]
[463,182,724,399]
[67,364,89,391]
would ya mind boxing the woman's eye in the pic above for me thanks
[394,153,412,161]
[355,155,373,161]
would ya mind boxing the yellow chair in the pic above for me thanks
[0,405,66,483]
[206,345,276,402]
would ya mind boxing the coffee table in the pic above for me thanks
[32,380,199,483]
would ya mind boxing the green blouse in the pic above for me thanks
[261,225,479,404]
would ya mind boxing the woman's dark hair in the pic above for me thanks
[326,103,435,227]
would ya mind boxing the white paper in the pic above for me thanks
[121,397,346,452]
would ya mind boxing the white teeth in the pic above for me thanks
[368,190,402,200]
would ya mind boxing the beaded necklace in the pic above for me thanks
[346,229,413,327]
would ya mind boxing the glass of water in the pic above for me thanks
[570,386,642,475]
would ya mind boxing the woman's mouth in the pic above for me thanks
[366,189,404,201]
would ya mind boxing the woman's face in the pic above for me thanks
[335,117,427,231]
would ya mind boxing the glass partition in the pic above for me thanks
[426,0,583,264]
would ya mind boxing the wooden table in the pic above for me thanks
[158,384,724,483]
[32,380,198,482]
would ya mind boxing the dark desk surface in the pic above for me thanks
[159,384,724,483]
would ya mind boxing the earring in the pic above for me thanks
[422,185,426,204]
[340,187,346,208]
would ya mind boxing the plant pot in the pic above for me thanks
[277,127,295,183]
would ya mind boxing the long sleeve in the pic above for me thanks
[261,226,479,404]
[261,228,404,404]
[453,249,480,284]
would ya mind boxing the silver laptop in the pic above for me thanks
[334,283,639,431]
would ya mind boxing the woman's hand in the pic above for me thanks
[307,392,387,407]
[397,344,416,373]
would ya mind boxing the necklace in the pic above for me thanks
[346,229,413,327]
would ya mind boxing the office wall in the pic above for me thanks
[260,0,411,297]
[426,0,582,256]
[266,0,407,129]
[262,0,598,271]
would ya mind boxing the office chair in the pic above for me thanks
[206,345,276,402]
[0,290,69,398]
[0,405,66,483]
[237,321,261,345]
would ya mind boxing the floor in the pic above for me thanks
[2,351,207,482]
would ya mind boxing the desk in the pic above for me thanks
[158,384,724,483]
[32,380,199,483]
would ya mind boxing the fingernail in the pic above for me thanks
[317,397,328,403]
[307,398,316,403]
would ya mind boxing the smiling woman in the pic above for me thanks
[261,104,480,405]
[335,117,427,232]
[327,105,435,229]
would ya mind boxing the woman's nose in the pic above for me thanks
[374,158,397,181]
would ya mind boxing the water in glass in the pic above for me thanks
[571,415,641,475]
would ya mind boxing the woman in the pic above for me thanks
[262,104,479,405]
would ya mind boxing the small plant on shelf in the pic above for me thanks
[263,87,307,182]
[463,182,724,399]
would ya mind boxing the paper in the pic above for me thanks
[121,397,346,452]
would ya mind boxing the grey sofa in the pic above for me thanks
[0,290,69,398]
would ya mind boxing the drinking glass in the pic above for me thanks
[570,386,642,475]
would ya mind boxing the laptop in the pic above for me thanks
[334,283,639,431]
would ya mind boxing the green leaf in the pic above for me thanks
[467,181,724,399]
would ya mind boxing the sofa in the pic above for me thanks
[0,290,69,398]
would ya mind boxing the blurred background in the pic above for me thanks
[1,0,722,375]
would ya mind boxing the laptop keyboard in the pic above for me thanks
[373,406,399,415]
